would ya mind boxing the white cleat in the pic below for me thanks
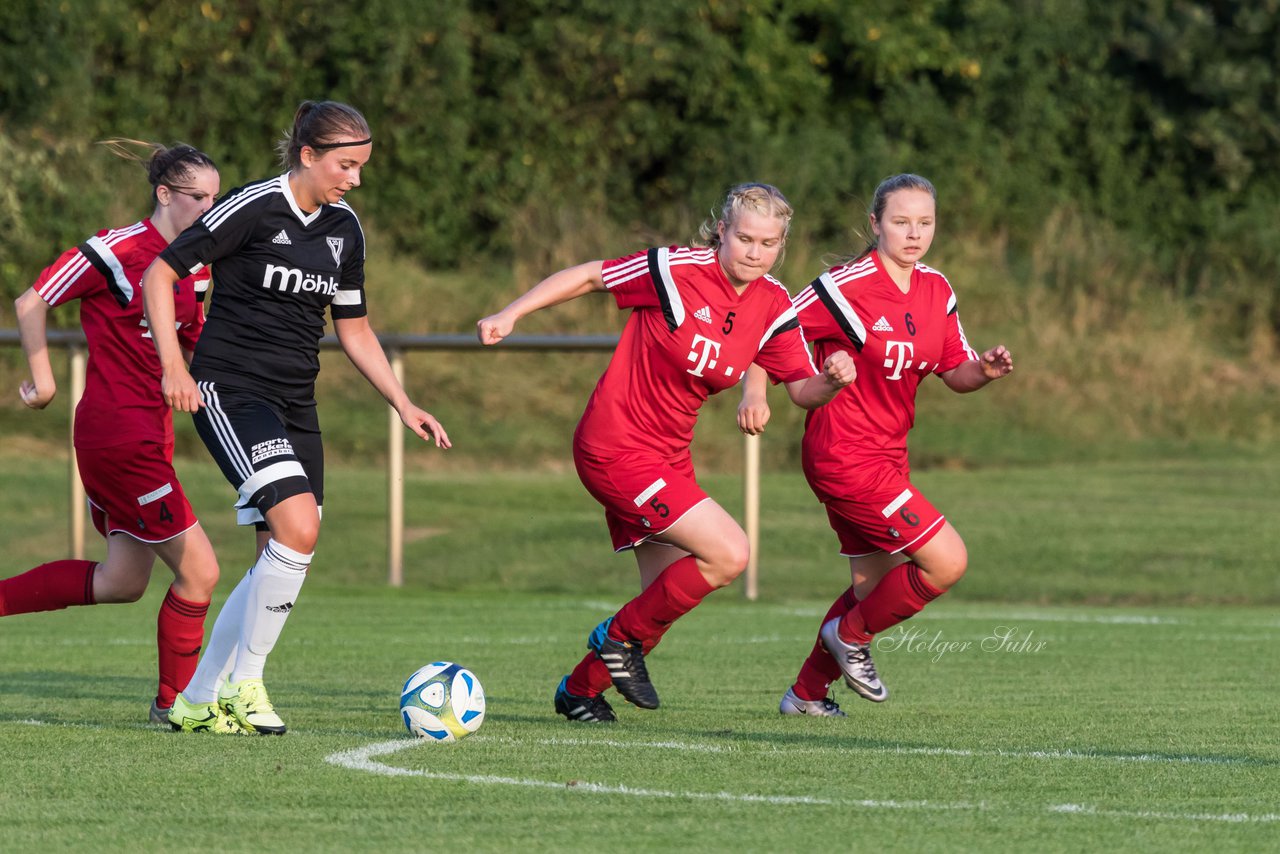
[819,618,889,702]
[779,687,847,717]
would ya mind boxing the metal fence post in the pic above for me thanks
[388,349,405,587]
[69,344,86,559]
[743,431,760,601]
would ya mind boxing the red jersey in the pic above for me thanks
[794,251,977,496]
[576,246,817,459]
[33,218,207,449]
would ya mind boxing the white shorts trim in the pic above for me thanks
[613,496,712,553]
[88,496,201,545]
[838,515,946,558]
[237,501,323,528]
[237,460,308,504]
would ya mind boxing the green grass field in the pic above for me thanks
[2,453,1279,851]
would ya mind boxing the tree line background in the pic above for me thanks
[1,0,1277,464]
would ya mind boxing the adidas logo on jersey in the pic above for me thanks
[266,601,294,613]
[272,230,292,245]
[872,316,894,332]
[694,305,712,323]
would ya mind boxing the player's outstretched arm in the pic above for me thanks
[15,288,56,409]
[940,345,1014,393]
[476,260,606,345]
[142,257,203,412]
[737,364,772,435]
[783,349,856,410]
[335,315,451,449]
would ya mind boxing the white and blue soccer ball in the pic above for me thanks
[399,662,485,742]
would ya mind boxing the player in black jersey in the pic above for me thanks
[142,101,451,734]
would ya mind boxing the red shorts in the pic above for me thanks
[822,477,946,557]
[573,445,710,552]
[77,441,198,543]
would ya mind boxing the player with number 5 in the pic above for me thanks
[478,183,855,722]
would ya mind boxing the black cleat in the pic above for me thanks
[554,676,617,723]
[587,618,659,709]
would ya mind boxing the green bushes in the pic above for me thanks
[3,1,1276,296]
[2,1,1277,466]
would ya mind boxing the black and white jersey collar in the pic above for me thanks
[278,174,324,227]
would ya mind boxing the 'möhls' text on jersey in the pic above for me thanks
[159,174,367,400]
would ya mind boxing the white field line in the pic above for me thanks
[484,734,1264,768]
[10,718,1268,768]
[9,719,1274,822]
[487,735,728,752]
[446,634,783,645]
[325,738,1280,823]
[774,607,1188,625]
[1049,803,1280,824]
[12,719,154,731]
[611,602,1280,630]
[9,638,154,646]
[324,738,976,810]
[767,743,1260,767]
[452,636,560,646]
[579,600,623,613]
[925,611,1186,625]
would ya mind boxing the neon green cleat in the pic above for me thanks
[168,694,246,734]
[218,679,287,735]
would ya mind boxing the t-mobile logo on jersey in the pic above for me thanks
[687,334,733,378]
[883,340,915,380]
[261,264,340,297]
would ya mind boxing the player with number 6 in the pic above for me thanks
[741,174,1014,716]
[478,183,854,722]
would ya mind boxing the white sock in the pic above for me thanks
[181,568,252,704]
[229,539,311,684]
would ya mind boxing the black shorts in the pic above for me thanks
[192,381,324,528]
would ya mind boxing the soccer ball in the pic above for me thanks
[399,662,486,742]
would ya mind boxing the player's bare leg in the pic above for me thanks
[89,534,156,603]
[822,523,966,702]
[906,522,968,591]
[589,501,749,709]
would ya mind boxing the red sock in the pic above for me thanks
[566,652,611,697]
[566,556,714,699]
[0,560,96,616]
[792,586,859,701]
[838,562,943,644]
[155,588,209,709]
[609,556,715,644]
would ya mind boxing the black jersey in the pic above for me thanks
[159,174,367,400]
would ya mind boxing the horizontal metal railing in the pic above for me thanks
[0,330,763,599]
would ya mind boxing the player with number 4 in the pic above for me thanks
[478,183,855,722]
[0,140,230,730]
